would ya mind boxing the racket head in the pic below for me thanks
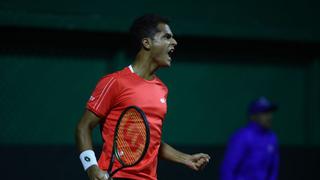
[113,106,150,168]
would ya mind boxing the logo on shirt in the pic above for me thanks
[89,96,95,102]
[160,98,166,104]
[267,144,274,153]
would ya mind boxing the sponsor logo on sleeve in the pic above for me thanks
[89,96,95,102]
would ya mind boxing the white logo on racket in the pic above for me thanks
[118,150,124,156]
[160,98,166,104]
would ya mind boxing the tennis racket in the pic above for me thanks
[105,106,150,179]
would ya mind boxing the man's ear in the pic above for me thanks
[142,38,152,50]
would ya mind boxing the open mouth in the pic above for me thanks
[168,48,175,59]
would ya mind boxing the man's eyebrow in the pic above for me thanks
[163,33,173,37]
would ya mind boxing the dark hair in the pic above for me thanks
[129,14,169,55]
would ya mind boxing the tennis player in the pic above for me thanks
[76,14,210,180]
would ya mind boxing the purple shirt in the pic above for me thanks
[221,121,279,180]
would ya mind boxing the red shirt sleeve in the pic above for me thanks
[86,75,119,117]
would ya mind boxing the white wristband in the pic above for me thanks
[79,150,98,171]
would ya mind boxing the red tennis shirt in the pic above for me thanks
[86,66,168,180]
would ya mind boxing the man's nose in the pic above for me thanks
[171,38,178,46]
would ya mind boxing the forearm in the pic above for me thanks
[159,142,190,165]
[75,110,101,152]
[76,110,108,179]
[76,123,94,152]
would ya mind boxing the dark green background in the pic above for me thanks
[1,51,319,146]
[1,0,320,41]
[0,0,319,179]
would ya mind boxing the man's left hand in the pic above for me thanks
[184,153,211,171]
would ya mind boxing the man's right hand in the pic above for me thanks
[87,165,112,180]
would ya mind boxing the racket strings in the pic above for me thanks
[117,115,136,164]
[116,109,147,166]
[118,112,144,164]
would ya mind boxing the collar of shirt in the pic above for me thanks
[247,121,270,133]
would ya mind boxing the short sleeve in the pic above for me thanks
[86,75,119,117]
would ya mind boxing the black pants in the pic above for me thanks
[113,178,131,180]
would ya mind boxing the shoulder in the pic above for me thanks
[98,67,129,84]
[155,76,168,91]
[229,126,253,143]
[97,73,118,87]
[95,68,129,92]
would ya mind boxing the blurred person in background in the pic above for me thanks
[220,96,279,180]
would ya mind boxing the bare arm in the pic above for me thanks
[76,110,101,152]
[159,142,210,171]
[75,110,110,180]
